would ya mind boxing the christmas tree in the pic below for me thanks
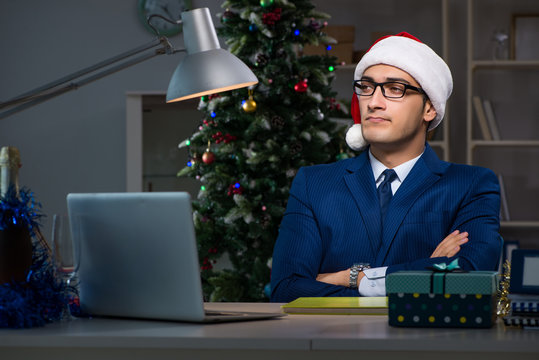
[177,0,352,301]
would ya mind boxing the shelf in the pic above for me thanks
[471,140,539,147]
[472,60,539,70]
[467,0,539,239]
[501,221,539,229]
[143,174,178,178]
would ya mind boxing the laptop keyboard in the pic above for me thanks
[205,310,246,317]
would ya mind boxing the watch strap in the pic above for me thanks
[349,263,371,288]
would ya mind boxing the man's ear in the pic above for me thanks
[423,100,437,123]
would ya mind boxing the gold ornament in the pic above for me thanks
[242,89,257,113]
[497,259,511,318]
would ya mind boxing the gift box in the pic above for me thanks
[386,269,499,328]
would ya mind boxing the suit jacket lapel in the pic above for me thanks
[344,151,381,257]
[375,144,448,265]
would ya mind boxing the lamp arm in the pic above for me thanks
[146,14,183,37]
[0,36,186,120]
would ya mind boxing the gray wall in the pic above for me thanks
[0,0,222,236]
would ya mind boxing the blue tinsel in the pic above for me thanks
[0,186,41,234]
[0,186,76,328]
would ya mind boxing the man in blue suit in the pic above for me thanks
[271,32,501,303]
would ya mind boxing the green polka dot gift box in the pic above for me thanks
[386,269,499,328]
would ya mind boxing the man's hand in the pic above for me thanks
[316,269,365,287]
[430,230,469,258]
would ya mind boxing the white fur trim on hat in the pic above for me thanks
[345,123,367,151]
[355,36,452,129]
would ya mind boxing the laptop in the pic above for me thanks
[66,192,285,323]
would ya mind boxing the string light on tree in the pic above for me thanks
[260,0,274,7]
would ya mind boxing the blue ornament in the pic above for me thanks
[294,29,300,36]
[249,24,257,32]
[264,283,272,298]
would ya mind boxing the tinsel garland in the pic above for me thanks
[0,251,67,328]
[0,186,77,328]
[0,186,41,235]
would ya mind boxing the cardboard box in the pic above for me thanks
[301,25,356,64]
[324,25,355,43]
[386,271,499,328]
[302,43,354,64]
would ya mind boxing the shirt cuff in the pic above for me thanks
[358,266,388,297]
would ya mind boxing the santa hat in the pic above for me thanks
[345,32,453,151]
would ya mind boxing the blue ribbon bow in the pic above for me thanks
[431,258,461,272]
[428,258,465,294]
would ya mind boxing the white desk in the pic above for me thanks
[1,303,538,360]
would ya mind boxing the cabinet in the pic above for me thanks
[466,0,539,247]
[126,92,200,197]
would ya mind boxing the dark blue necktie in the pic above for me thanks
[377,169,397,227]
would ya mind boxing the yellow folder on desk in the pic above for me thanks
[282,297,388,315]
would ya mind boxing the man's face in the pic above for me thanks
[358,64,436,151]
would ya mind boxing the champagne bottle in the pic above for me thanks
[0,146,33,283]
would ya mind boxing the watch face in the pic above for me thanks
[138,0,191,36]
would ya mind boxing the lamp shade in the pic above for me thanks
[166,8,258,102]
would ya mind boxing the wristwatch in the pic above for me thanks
[349,263,371,288]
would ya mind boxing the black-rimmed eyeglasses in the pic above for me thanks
[353,80,426,99]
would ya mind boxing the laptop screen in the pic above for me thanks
[67,192,207,321]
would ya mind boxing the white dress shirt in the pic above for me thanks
[358,150,423,296]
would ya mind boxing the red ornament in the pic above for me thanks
[212,132,237,144]
[262,8,282,26]
[202,151,215,164]
[201,257,213,270]
[294,79,308,93]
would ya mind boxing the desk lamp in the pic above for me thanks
[0,7,258,119]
